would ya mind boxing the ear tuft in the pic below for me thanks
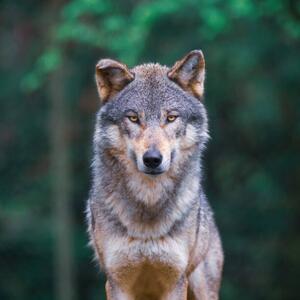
[167,50,205,99]
[95,59,134,103]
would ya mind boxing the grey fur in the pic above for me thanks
[87,50,223,299]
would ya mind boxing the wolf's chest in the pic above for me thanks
[103,235,189,282]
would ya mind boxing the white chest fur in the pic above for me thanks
[105,234,188,269]
[103,234,190,286]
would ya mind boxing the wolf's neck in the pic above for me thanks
[96,151,201,239]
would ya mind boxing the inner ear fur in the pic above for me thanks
[95,59,134,103]
[167,50,205,100]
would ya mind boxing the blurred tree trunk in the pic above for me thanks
[49,63,75,300]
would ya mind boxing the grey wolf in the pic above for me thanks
[87,50,224,299]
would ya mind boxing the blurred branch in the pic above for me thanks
[49,60,75,300]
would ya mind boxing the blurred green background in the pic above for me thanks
[1,0,299,299]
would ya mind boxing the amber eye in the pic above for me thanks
[167,115,177,123]
[128,115,139,123]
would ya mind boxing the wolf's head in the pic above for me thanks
[94,50,209,178]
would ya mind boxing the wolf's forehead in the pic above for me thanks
[132,63,169,80]
[128,63,178,109]
[106,62,191,119]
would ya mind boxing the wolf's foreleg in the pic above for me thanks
[105,280,133,300]
[164,276,188,300]
[187,262,211,300]
[187,230,223,300]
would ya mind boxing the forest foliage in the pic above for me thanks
[0,0,299,299]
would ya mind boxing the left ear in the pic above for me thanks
[95,59,134,103]
[167,50,205,99]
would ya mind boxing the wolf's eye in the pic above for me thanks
[167,115,177,123]
[128,115,139,123]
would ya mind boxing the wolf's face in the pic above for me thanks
[117,108,181,175]
[95,51,208,177]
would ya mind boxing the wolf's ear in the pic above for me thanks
[167,50,205,100]
[95,59,134,103]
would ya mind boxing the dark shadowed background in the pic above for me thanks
[0,0,299,299]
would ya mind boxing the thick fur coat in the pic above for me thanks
[87,50,224,300]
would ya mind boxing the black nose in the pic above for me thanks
[143,149,162,169]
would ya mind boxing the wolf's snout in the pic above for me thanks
[143,149,162,169]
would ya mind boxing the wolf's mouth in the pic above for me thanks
[144,170,164,175]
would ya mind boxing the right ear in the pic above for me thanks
[95,59,134,103]
[167,50,205,100]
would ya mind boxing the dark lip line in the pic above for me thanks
[143,171,164,175]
